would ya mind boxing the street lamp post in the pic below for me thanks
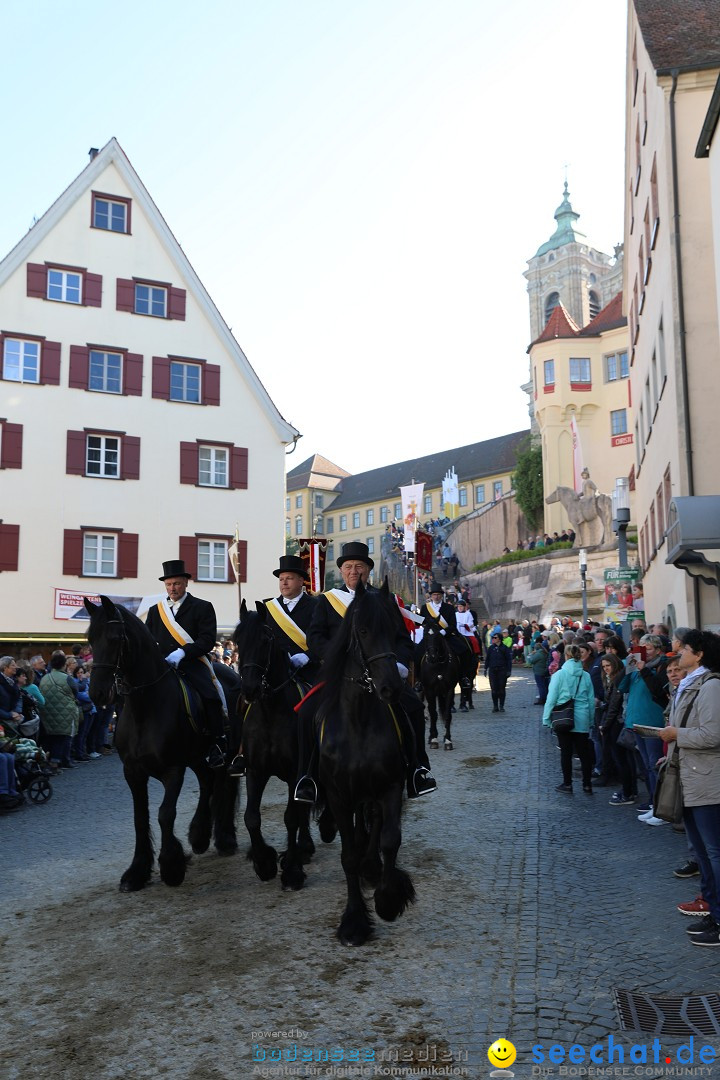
[612,477,632,644]
[579,547,588,625]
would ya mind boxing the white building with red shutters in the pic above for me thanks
[0,138,299,646]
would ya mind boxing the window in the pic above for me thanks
[610,409,627,437]
[533,366,537,396]
[325,517,334,534]
[588,290,601,320]
[352,512,360,528]
[83,533,117,576]
[367,537,375,555]
[198,445,228,487]
[295,495,303,509]
[656,483,665,546]
[86,435,120,478]
[476,484,485,504]
[459,486,468,507]
[315,493,324,509]
[394,502,402,519]
[493,481,503,501]
[135,283,166,317]
[285,518,290,536]
[366,509,374,526]
[315,516,323,533]
[197,540,228,582]
[295,516,302,536]
[650,156,659,247]
[651,351,659,410]
[170,361,201,403]
[644,378,652,438]
[286,497,290,511]
[543,359,555,387]
[380,506,388,523]
[658,317,666,383]
[3,338,39,383]
[423,494,432,514]
[89,350,122,394]
[544,292,560,325]
[569,357,591,387]
[339,515,347,532]
[605,351,629,382]
[48,268,81,304]
[92,194,130,233]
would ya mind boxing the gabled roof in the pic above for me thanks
[635,0,720,74]
[286,454,350,493]
[0,137,299,444]
[577,292,626,336]
[325,430,530,511]
[530,302,581,346]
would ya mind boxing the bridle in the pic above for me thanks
[240,623,293,698]
[91,616,172,696]
[345,608,397,695]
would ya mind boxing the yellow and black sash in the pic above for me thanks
[265,598,308,652]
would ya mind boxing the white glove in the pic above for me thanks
[439,629,446,636]
[396,662,409,679]
[165,648,185,667]
[289,653,309,669]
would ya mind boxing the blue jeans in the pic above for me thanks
[684,804,720,922]
[534,673,549,702]
[634,733,664,798]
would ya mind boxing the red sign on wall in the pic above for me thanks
[611,433,634,447]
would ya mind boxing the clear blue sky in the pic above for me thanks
[0,0,627,473]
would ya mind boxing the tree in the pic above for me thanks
[511,437,544,531]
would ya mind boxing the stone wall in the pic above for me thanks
[448,494,531,571]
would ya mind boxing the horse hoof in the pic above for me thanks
[119,877,148,893]
[429,738,439,749]
[444,740,453,751]
[281,867,306,891]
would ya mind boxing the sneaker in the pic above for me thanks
[677,896,711,917]
[609,792,636,805]
[687,916,719,936]
[582,784,593,795]
[690,926,720,947]
[88,751,101,759]
[674,860,700,879]
[636,803,651,813]
[555,783,573,794]
[638,809,656,821]
[642,815,668,826]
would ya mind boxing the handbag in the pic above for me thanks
[616,727,637,750]
[653,748,682,823]
[550,673,582,734]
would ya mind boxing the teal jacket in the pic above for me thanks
[542,659,596,733]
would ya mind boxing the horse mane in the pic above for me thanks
[89,599,164,669]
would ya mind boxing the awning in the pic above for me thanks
[665,496,720,587]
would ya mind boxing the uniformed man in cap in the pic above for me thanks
[146,558,228,768]
[295,541,437,802]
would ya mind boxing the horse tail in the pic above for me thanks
[374,867,416,922]
[211,772,240,855]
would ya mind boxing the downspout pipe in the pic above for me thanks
[669,69,701,621]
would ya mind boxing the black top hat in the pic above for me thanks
[159,559,192,581]
[273,554,309,580]
[336,541,374,569]
[428,582,444,595]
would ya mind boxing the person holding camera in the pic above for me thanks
[543,643,596,794]
[618,633,669,819]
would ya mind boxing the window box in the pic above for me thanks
[179,441,248,488]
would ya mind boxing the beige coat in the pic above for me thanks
[671,673,720,807]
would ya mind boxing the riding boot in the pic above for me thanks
[203,698,229,769]
[402,701,437,798]
[294,700,318,804]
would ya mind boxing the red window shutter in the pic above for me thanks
[66,431,86,475]
[152,356,170,400]
[123,353,143,396]
[1,423,23,469]
[230,446,248,489]
[178,536,197,578]
[232,539,247,583]
[69,346,90,389]
[116,278,135,312]
[117,533,139,578]
[122,436,141,480]
[168,287,186,321]
[84,272,103,307]
[27,263,47,299]
[40,341,61,385]
[0,524,20,571]
[62,529,83,575]
[180,442,198,485]
[204,363,220,406]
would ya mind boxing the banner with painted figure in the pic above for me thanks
[442,468,459,519]
[298,538,327,594]
[415,529,433,571]
[399,483,424,554]
[603,568,644,623]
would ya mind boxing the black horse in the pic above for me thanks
[419,621,459,751]
[232,601,317,891]
[85,596,239,891]
[316,579,415,946]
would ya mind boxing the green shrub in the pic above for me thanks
[471,541,573,574]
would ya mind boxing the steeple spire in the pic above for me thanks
[535,180,587,257]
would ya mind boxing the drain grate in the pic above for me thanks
[614,989,720,1037]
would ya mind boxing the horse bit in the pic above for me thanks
[346,618,397,694]
[92,617,172,696]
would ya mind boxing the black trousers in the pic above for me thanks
[488,670,508,708]
[556,729,593,786]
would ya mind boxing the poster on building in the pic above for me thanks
[602,568,644,623]
[54,589,162,621]
[399,482,424,554]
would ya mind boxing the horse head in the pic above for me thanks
[344,579,403,704]
[84,594,125,706]
[233,602,283,702]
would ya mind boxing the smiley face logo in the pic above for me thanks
[488,1039,517,1069]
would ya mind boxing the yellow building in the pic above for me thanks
[623,0,720,628]
[286,431,529,580]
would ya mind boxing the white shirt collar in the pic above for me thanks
[283,593,303,611]
[169,593,187,612]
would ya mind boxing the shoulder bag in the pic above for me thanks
[653,675,720,823]
[550,673,582,734]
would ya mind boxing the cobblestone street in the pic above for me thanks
[3,669,718,1079]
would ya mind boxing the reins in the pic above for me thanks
[240,625,294,698]
[342,611,397,695]
[92,617,174,695]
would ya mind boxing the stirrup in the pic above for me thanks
[294,776,318,804]
[206,743,226,770]
[227,754,246,777]
[409,768,437,798]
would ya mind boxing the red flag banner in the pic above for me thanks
[415,530,433,571]
[298,539,327,594]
